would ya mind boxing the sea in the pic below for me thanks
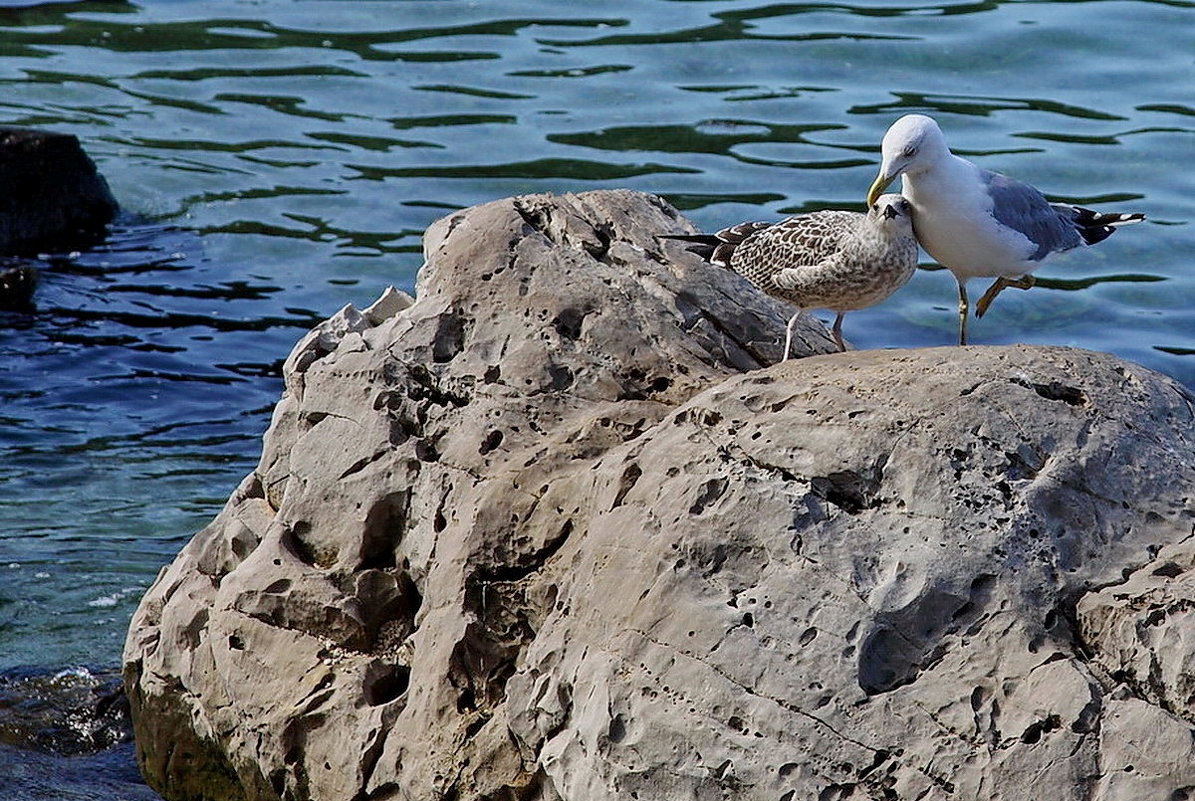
[0,0,1191,797]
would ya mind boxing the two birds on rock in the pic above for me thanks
[666,114,1145,356]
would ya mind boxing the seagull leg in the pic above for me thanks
[831,312,846,352]
[975,276,1036,319]
[783,309,804,361]
[957,280,970,346]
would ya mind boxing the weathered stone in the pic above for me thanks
[1076,527,1195,788]
[124,189,1195,801]
[505,346,1195,801]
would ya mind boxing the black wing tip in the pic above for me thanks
[1069,207,1146,246]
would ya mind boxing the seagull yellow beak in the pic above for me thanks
[867,171,896,207]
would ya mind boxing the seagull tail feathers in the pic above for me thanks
[1058,205,1147,247]
[659,221,773,268]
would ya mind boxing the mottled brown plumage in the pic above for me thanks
[665,193,918,357]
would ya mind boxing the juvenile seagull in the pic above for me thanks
[664,194,918,359]
[867,114,1145,345]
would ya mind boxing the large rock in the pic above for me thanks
[123,189,1195,801]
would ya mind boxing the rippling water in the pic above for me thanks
[0,0,1190,794]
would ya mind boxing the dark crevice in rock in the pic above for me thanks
[478,429,504,456]
[548,363,574,391]
[363,662,410,707]
[357,725,392,801]
[1004,444,1046,481]
[689,476,729,515]
[551,306,591,341]
[401,363,472,409]
[1152,561,1185,578]
[810,460,886,515]
[1011,377,1088,407]
[432,308,471,364]
[614,365,670,402]
[450,520,577,724]
[475,518,574,586]
[1019,714,1061,744]
[448,626,521,718]
[241,474,266,501]
[512,198,550,237]
[415,438,441,462]
[739,451,799,483]
[433,487,451,533]
[584,222,613,260]
[611,462,642,510]
[284,522,337,570]
[339,449,389,481]
[690,541,750,579]
[356,569,422,652]
[462,713,488,741]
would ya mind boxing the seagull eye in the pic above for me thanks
[902,145,918,159]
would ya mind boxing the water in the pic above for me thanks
[0,0,1190,796]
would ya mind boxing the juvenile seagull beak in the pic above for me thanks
[867,170,896,207]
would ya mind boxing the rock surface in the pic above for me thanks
[124,189,1195,801]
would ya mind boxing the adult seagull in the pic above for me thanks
[866,114,1144,345]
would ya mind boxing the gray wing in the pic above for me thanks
[981,170,1082,260]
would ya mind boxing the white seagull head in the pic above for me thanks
[867,114,950,206]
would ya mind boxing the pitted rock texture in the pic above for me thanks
[124,189,1195,801]
[508,348,1195,801]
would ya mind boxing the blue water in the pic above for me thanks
[0,0,1190,795]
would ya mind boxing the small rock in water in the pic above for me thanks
[0,127,118,255]
[0,127,120,309]
[0,665,132,756]
[0,264,37,310]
